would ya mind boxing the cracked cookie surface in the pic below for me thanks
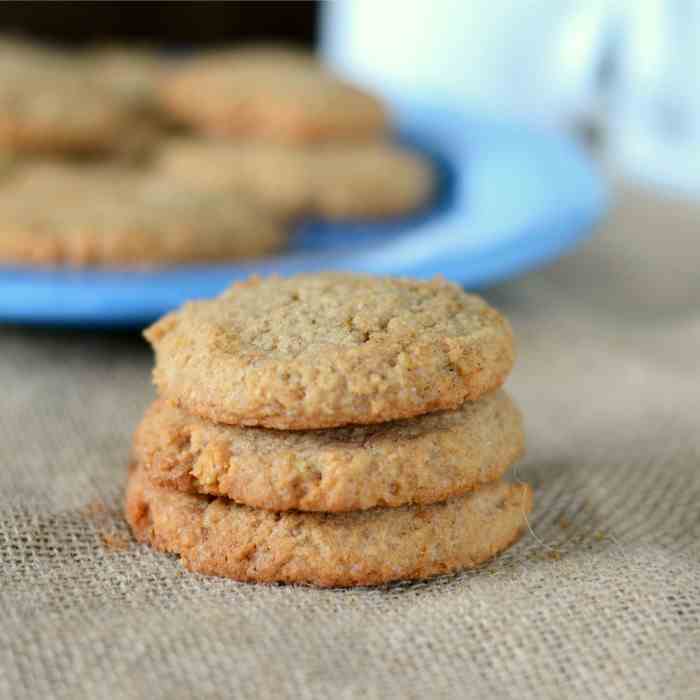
[145,273,515,428]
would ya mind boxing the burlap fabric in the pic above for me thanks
[1,181,698,699]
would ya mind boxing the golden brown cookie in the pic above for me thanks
[0,163,287,266]
[85,44,166,115]
[83,45,172,160]
[145,273,515,429]
[156,140,311,221]
[157,140,435,221]
[307,142,436,219]
[158,46,388,143]
[134,390,524,512]
[0,42,134,154]
[126,460,533,587]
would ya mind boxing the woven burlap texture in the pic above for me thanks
[1,182,698,699]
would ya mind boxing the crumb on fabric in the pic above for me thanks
[100,531,131,552]
[81,498,109,518]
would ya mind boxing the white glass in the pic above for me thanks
[322,0,700,197]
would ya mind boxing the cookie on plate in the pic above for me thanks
[0,163,286,266]
[84,45,172,160]
[0,44,134,154]
[157,140,436,221]
[134,390,524,512]
[159,46,388,143]
[126,460,532,587]
[85,44,166,115]
[144,273,515,429]
[306,142,436,219]
[157,140,311,221]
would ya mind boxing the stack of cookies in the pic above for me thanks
[0,38,435,267]
[127,273,532,587]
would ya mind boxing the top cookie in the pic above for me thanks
[145,273,515,429]
[158,46,389,143]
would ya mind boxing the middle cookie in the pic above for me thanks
[133,390,523,512]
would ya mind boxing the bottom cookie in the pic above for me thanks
[126,462,532,587]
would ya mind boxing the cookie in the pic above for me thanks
[134,390,524,512]
[0,35,55,61]
[84,45,171,160]
[0,43,134,154]
[307,142,436,219]
[157,140,435,221]
[145,273,515,429]
[0,163,287,266]
[126,460,533,587]
[157,140,311,221]
[85,44,165,115]
[158,46,388,143]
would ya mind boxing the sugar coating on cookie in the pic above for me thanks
[0,163,287,266]
[134,390,524,512]
[126,460,532,587]
[158,46,389,143]
[145,273,515,429]
[157,140,436,221]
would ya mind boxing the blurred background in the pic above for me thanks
[326,0,700,195]
[0,1,317,46]
[0,1,697,299]
[3,0,697,193]
[1,4,698,696]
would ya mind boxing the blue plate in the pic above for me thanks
[0,101,606,327]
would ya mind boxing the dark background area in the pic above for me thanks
[0,1,318,47]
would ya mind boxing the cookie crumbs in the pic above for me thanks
[81,498,109,518]
[100,531,131,552]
